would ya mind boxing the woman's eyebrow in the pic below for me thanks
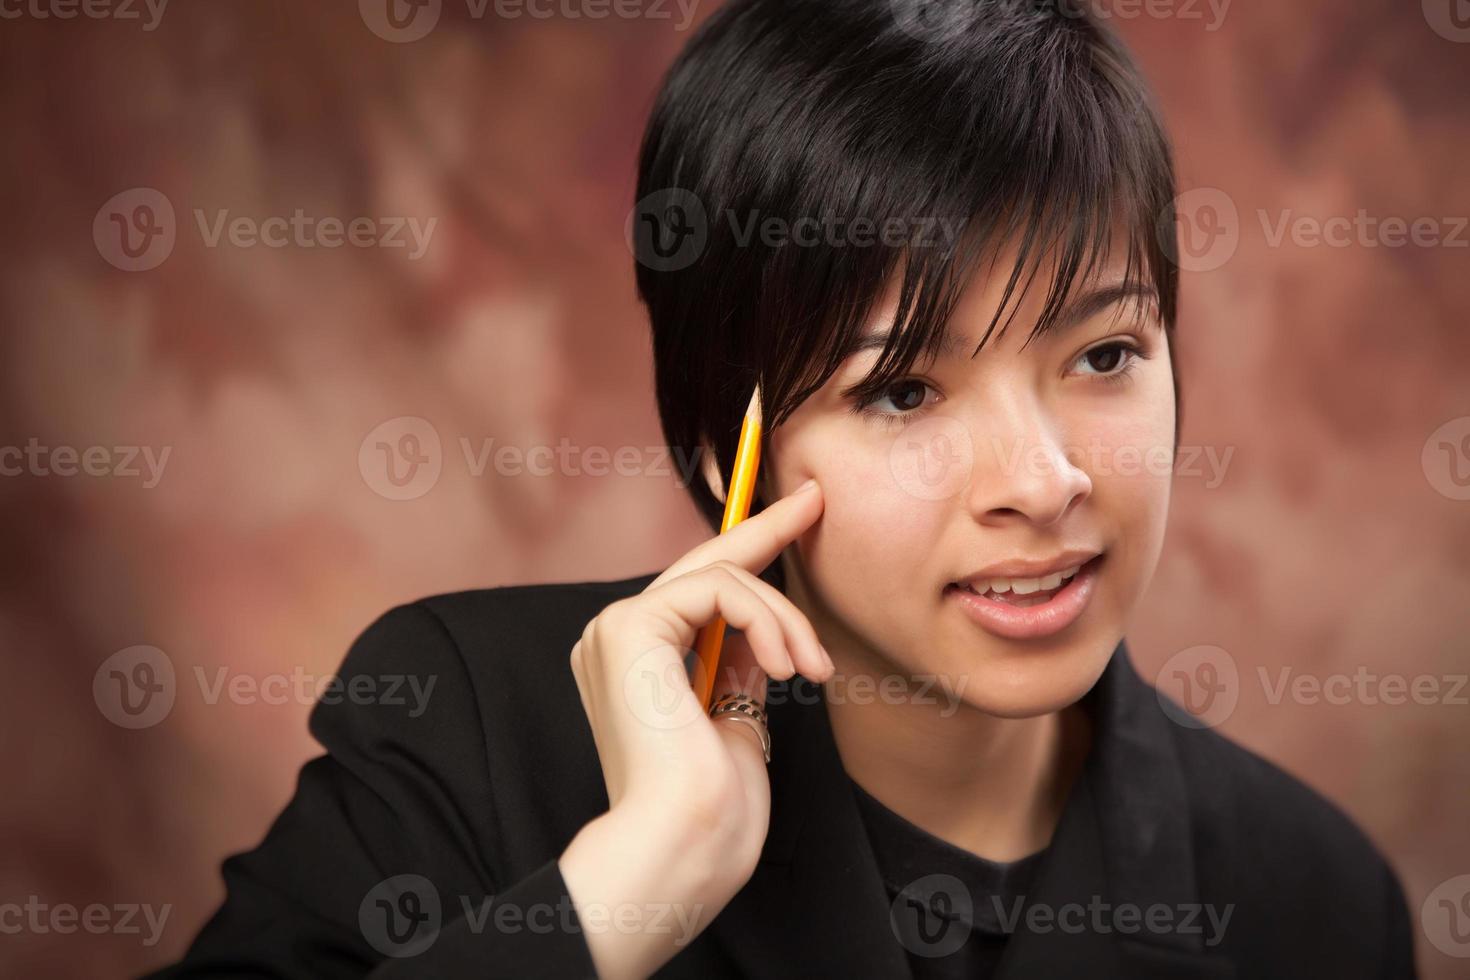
[1035,281,1161,343]
[842,281,1160,361]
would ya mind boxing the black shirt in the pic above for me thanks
[849,775,1049,979]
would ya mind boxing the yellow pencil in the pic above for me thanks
[694,383,763,710]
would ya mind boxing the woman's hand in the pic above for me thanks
[559,478,830,979]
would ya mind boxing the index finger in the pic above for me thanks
[649,478,823,590]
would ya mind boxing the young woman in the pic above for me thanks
[151,1,1416,977]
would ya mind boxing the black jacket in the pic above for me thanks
[147,571,1418,979]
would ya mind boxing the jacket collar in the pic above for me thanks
[707,639,1236,979]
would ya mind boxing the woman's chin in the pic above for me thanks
[917,643,1117,720]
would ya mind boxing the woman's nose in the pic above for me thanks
[960,404,1092,528]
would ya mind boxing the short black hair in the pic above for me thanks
[635,0,1183,547]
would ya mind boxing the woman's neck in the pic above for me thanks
[825,682,1092,862]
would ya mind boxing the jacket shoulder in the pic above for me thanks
[315,570,660,880]
[410,571,660,725]
[1163,714,1412,971]
[321,570,658,717]
[415,569,659,672]
[1170,720,1388,874]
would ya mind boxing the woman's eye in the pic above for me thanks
[1072,340,1142,378]
[867,379,931,414]
[853,378,936,425]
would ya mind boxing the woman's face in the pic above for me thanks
[763,242,1176,719]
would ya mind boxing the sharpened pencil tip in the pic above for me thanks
[746,383,762,425]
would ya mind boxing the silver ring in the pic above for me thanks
[709,692,771,763]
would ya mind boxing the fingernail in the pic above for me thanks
[794,478,818,494]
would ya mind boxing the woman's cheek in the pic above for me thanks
[1075,415,1173,616]
[805,447,945,589]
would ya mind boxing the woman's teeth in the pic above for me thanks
[955,563,1082,601]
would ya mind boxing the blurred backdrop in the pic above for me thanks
[0,1,1467,976]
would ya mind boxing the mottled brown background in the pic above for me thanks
[0,1,1467,977]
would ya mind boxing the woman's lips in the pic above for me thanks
[944,555,1103,640]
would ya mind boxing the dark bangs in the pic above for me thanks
[636,0,1180,537]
